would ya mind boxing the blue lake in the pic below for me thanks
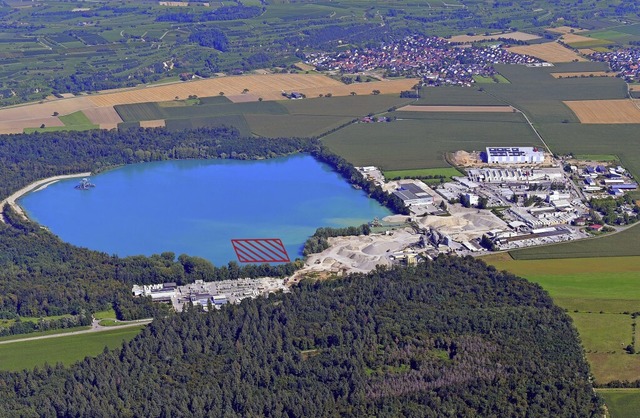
[18,155,391,265]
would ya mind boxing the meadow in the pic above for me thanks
[482,253,640,384]
[0,326,145,372]
[383,167,463,182]
[597,389,640,418]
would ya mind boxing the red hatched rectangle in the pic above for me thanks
[231,238,290,263]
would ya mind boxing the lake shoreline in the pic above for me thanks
[0,172,92,223]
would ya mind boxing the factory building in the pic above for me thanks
[393,183,434,206]
[485,147,545,164]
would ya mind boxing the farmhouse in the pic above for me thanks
[486,147,545,164]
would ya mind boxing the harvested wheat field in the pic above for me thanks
[280,78,419,101]
[547,26,586,34]
[564,99,640,123]
[0,97,94,134]
[507,42,586,62]
[139,120,166,128]
[0,118,64,134]
[83,107,123,129]
[0,74,418,133]
[449,31,540,43]
[550,71,612,78]
[398,105,515,112]
[560,33,595,44]
[578,48,598,55]
[88,74,346,107]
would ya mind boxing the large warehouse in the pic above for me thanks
[486,147,545,164]
[393,183,434,206]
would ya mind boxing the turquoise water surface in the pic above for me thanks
[19,155,391,265]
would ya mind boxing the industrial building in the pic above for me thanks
[393,183,434,206]
[485,147,545,164]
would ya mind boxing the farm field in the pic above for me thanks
[246,114,349,138]
[482,254,640,383]
[397,105,515,112]
[506,42,587,62]
[0,326,144,371]
[547,26,587,34]
[482,63,627,124]
[89,75,418,107]
[383,167,463,182]
[448,31,540,43]
[24,110,99,133]
[560,33,599,44]
[535,123,640,188]
[597,389,640,418]
[321,114,542,170]
[564,99,640,123]
[472,75,510,84]
[0,75,415,134]
[414,87,506,106]
[510,225,640,259]
[284,94,411,117]
[115,99,288,122]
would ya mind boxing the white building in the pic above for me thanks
[486,147,545,164]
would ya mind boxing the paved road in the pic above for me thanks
[0,318,152,345]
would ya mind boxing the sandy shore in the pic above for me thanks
[0,172,92,222]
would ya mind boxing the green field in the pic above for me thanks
[568,39,614,48]
[575,154,620,162]
[24,110,98,133]
[59,111,94,126]
[483,254,640,383]
[511,225,640,259]
[321,114,542,170]
[569,313,632,353]
[284,95,410,117]
[93,309,116,320]
[115,100,288,122]
[115,95,412,138]
[247,114,350,137]
[472,75,510,84]
[597,389,640,418]
[383,167,463,182]
[414,87,505,106]
[0,326,145,371]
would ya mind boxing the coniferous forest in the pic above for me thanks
[0,127,600,415]
[0,258,601,416]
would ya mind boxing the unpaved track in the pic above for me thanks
[0,319,152,346]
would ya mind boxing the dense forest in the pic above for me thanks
[0,257,602,416]
[0,126,404,323]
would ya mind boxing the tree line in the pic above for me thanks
[0,256,602,416]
